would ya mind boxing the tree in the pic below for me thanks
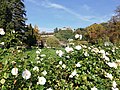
[55,28,74,42]
[9,0,26,40]
[0,0,27,48]
[33,25,41,43]
[54,27,59,33]
[24,24,36,47]
[74,28,84,34]
[0,0,12,32]
[107,5,120,44]
[115,5,120,21]
[86,23,105,44]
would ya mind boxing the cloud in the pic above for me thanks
[26,0,40,6]
[42,2,65,9]
[41,0,93,22]
[26,0,111,23]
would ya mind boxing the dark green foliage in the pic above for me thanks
[24,24,37,47]
[54,27,59,33]
[0,0,27,48]
[74,28,87,40]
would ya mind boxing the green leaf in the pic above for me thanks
[1,85,7,90]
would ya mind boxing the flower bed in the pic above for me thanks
[0,44,120,90]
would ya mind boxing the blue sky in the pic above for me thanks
[24,0,120,32]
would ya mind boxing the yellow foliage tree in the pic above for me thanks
[33,25,41,43]
[86,23,106,44]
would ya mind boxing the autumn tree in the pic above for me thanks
[33,25,41,44]
[86,23,105,44]
[108,5,120,44]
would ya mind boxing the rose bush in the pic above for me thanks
[0,43,120,90]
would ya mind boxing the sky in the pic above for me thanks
[24,0,120,32]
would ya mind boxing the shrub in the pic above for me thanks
[46,36,60,48]
[0,43,120,90]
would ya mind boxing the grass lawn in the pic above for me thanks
[25,48,60,61]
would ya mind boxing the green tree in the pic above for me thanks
[8,0,26,40]
[54,27,59,33]
[0,0,27,48]
[74,28,85,34]
[24,24,36,47]
[0,0,12,32]
[55,28,74,42]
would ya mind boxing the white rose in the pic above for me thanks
[22,69,31,80]
[33,66,39,72]
[91,86,98,90]
[0,42,4,45]
[12,30,15,33]
[36,50,40,54]
[11,68,18,76]
[56,50,59,54]
[79,34,82,40]
[104,42,110,46]
[42,70,47,76]
[58,50,64,57]
[99,49,105,54]
[106,62,117,69]
[59,61,62,65]
[75,34,79,39]
[37,76,46,85]
[36,56,40,60]
[56,50,63,57]
[46,88,52,90]
[40,54,46,57]
[112,87,119,90]
[69,74,73,78]
[38,49,41,52]
[71,69,77,76]
[0,28,5,35]
[84,51,89,56]
[103,55,110,61]
[105,73,113,80]
[75,62,81,67]
[62,64,66,69]
[65,47,73,53]
[113,81,117,88]
[37,61,41,64]
[75,45,82,50]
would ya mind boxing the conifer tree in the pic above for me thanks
[0,0,27,48]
